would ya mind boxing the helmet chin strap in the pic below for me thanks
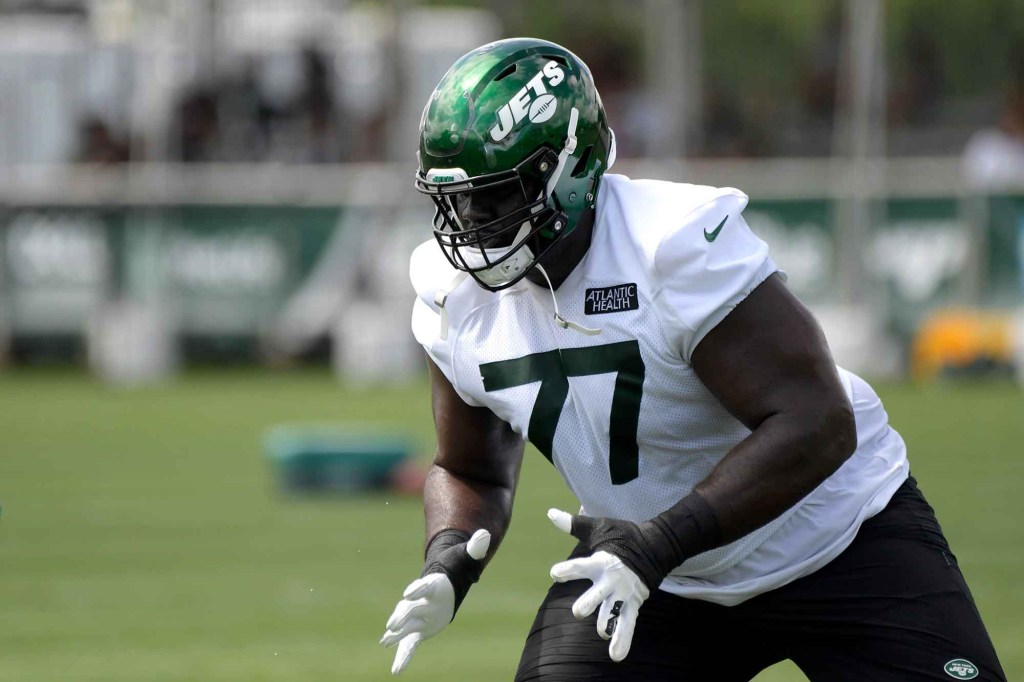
[546,107,579,199]
[534,263,601,336]
[533,108,602,336]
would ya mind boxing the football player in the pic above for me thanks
[381,38,1006,681]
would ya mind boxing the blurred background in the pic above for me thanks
[1,1,1022,681]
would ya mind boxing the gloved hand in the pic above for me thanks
[547,509,666,662]
[380,529,490,675]
[546,494,722,662]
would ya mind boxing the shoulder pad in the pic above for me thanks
[409,239,491,352]
[409,239,459,312]
[668,184,749,243]
[648,183,772,362]
[651,182,759,279]
[599,175,749,267]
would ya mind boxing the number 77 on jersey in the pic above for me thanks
[480,340,645,485]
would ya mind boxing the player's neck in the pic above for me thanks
[525,208,595,291]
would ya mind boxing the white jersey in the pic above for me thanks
[409,174,909,606]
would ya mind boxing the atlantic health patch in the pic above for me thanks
[584,284,639,315]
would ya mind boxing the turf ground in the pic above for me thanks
[1,369,1021,681]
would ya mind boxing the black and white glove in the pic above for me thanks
[547,509,670,662]
[380,529,490,675]
[547,496,720,662]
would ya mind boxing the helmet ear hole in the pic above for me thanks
[571,145,594,178]
[494,63,518,81]
[542,54,569,68]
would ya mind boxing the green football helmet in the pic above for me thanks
[415,38,615,291]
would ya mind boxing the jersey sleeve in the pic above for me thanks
[652,188,779,364]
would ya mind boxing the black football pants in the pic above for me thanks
[515,476,1006,681]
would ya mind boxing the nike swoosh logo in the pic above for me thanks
[704,216,728,242]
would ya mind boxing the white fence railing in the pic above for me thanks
[0,157,1021,382]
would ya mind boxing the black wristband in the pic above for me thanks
[565,494,723,593]
[639,492,723,579]
[421,529,483,618]
[423,528,471,563]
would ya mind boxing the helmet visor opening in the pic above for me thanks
[451,173,545,248]
[421,146,558,249]
[416,146,565,289]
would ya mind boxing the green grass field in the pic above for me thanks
[1,369,1021,681]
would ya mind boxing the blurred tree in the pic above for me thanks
[400,0,1024,157]
[886,0,1024,99]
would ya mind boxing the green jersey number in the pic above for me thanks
[479,340,645,485]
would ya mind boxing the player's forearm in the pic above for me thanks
[623,403,856,581]
[693,403,856,544]
[423,461,517,565]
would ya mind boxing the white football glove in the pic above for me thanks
[547,509,650,662]
[380,529,490,675]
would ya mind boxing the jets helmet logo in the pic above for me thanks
[490,60,565,142]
